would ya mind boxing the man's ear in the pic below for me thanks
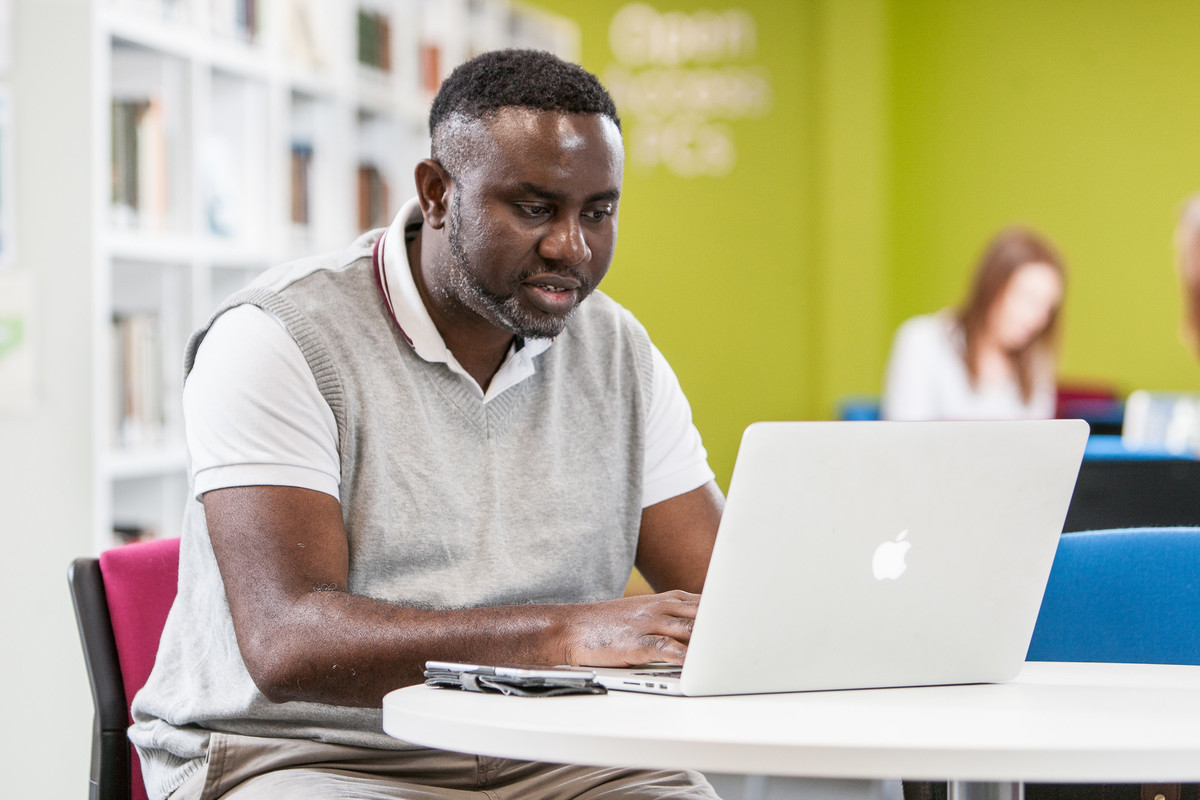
[414,159,451,230]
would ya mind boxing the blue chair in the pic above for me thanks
[836,397,881,421]
[907,528,1200,800]
[1018,528,1200,800]
[1027,526,1200,665]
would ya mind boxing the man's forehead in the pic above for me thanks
[489,105,614,133]
[439,108,622,157]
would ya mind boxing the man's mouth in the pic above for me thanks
[522,274,583,315]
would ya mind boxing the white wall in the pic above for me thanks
[0,0,96,792]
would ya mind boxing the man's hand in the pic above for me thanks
[558,590,700,667]
[204,484,718,706]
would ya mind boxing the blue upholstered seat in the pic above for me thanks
[1027,527,1200,665]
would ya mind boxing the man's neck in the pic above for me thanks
[407,230,513,391]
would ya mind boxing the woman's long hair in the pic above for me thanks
[1177,194,1200,357]
[956,227,1066,402]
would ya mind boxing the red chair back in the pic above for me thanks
[98,537,180,800]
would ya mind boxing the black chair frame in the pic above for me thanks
[68,557,132,800]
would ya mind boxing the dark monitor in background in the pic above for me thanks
[1063,455,1200,532]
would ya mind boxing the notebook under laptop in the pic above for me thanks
[589,419,1089,696]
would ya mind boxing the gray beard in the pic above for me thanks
[445,199,583,340]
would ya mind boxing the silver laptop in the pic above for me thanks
[590,419,1089,696]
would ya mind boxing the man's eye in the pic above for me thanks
[584,208,613,222]
[518,204,550,217]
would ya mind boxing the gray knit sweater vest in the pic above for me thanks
[129,230,654,800]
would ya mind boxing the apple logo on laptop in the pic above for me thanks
[872,530,911,581]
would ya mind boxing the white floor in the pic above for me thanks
[704,775,905,800]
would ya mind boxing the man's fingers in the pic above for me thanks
[661,589,701,606]
[563,591,703,667]
[632,603,696,664]
[636,634,688,665]
[643,590,701,620]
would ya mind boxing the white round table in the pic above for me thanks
[383,662,1200,786]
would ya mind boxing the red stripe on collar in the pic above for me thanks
[372,231,413,347]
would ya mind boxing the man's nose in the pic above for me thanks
[539,215,590,267]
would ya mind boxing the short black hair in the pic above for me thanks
[429,49,621,138]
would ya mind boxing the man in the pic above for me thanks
[130,49,726,799]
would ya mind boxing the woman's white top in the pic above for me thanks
[882,312,1056,421]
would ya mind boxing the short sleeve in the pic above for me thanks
[642,343,716,507]
[183,304,341,499]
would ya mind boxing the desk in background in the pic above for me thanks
[1064,436,1200,532]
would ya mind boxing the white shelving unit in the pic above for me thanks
[90,0,579,551]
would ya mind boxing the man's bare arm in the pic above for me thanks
[204,485,701,708]
[635,480,725,593]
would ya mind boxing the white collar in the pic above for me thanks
[377,197,553,402]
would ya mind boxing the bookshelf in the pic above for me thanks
[90,0,580,551]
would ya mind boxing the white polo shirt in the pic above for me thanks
[184,198,715,507]
[882,312,1056,421]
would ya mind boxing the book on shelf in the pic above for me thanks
[290,141,313,227]
[138,100,168,231]
[112,311,165,449]
[357,9,392,72]
[211,0,259,42]
[111,97,169,231]
[287,0,324,69]
[357,163,390,232]
[203,135,240,238]
[111,99,146,227]
[419,41,441,94]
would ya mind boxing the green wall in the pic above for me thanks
[889,0,1200,397]
[529,0,1200,488]
[531,1,815,488]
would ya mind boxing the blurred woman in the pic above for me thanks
[883,227,1066,421]
[1177,192,1200,358]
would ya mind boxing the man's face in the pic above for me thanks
[433,108,624,340]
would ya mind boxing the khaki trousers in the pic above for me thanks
[169,733,723,800]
